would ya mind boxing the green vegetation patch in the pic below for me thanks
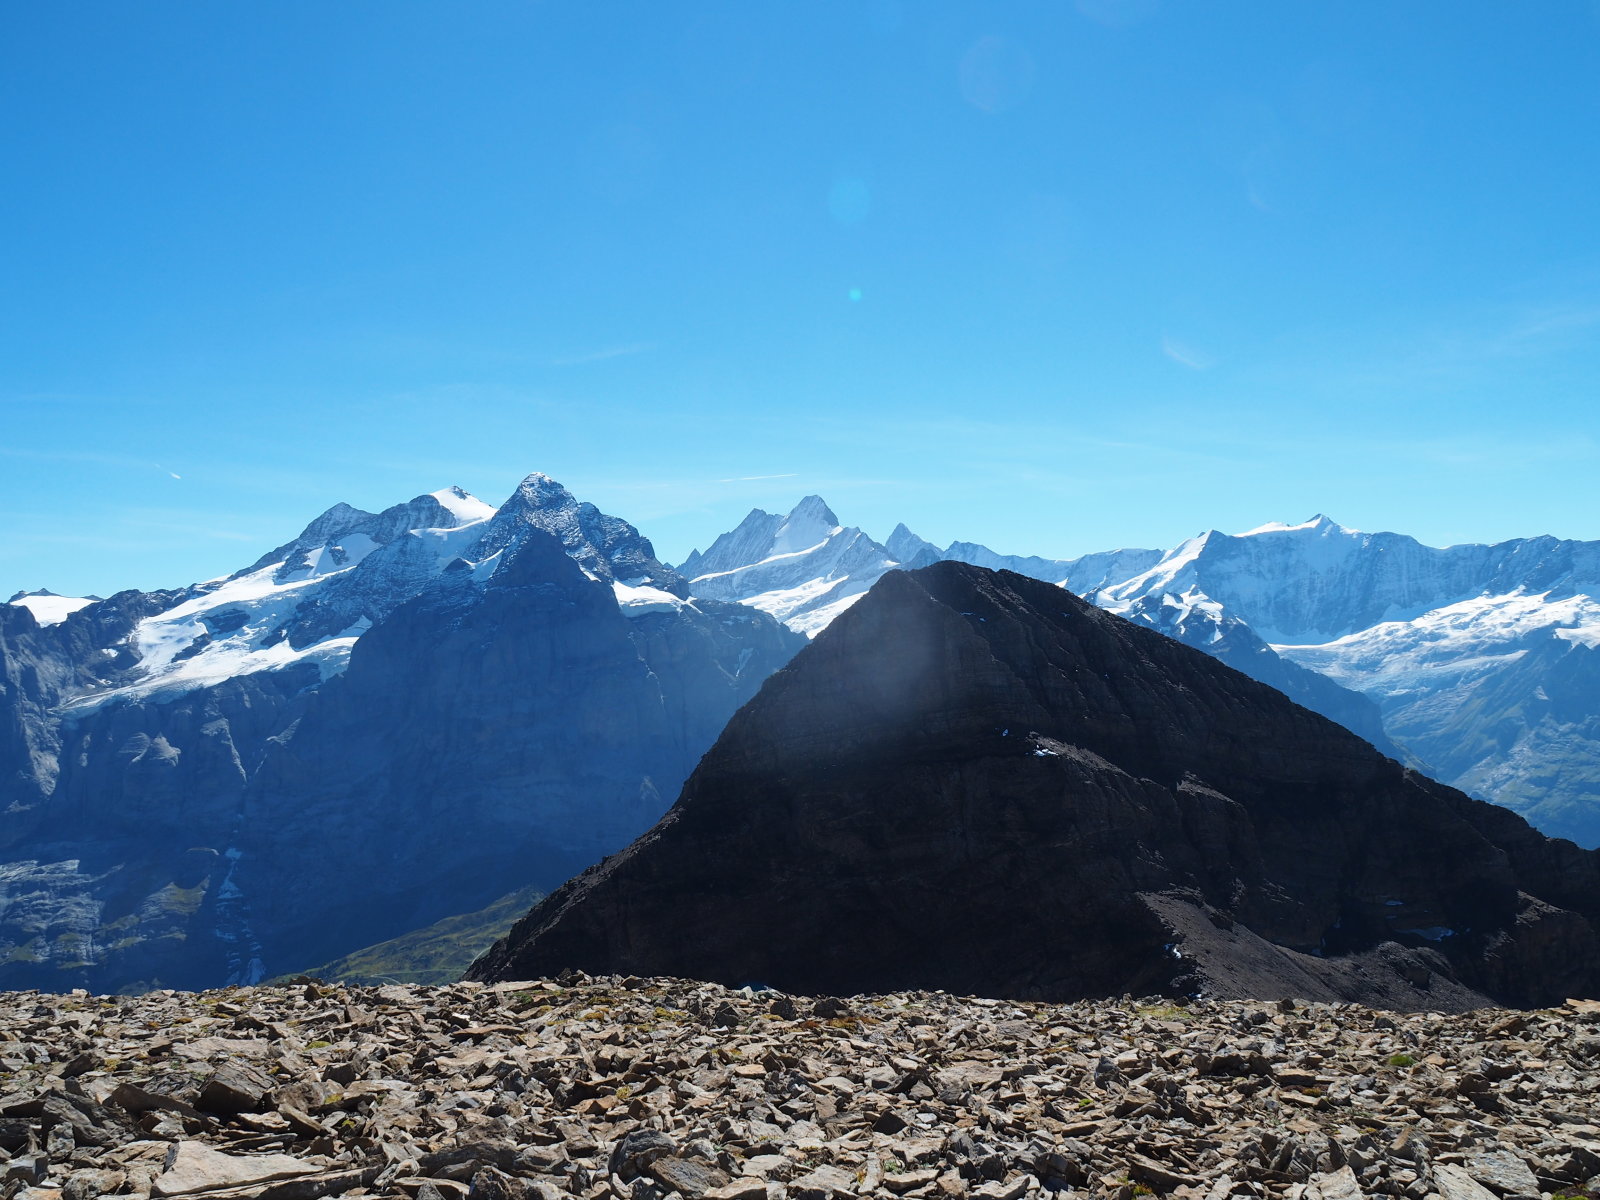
[281,884,544,986]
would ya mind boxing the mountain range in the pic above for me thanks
[0,474,800,991]
[7,477,1600,993]
[678,499,1600,847]
[472,561,1600,1010]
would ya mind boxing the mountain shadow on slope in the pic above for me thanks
[469,562,1600,1010]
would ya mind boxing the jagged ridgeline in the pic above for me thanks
[0,474,803,992]
[471,562,1600,1010]
[679,502,1600,848]
[10,476,1600,998]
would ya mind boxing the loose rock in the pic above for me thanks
[0,978,1598,1200]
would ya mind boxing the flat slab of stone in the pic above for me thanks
[1435,1163,1501,1200]
[151,1142,322,1197]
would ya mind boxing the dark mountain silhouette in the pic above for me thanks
[471,562,1600,1010]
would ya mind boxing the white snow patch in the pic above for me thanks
[688,541,834,586]
[1556,625,1600,649]
[783,592,870,637]
[738,575,877,637]
[612,581,689,616]
[430,486,497,526]
[8,594,96,626]
[1275,590,1600,700]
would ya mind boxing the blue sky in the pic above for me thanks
[5,1,1600,597]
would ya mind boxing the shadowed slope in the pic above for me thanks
[470,563,1600,1009]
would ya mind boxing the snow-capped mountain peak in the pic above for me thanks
[679,496,896,637]
[56,472,693,712]
[472,472,683,592]
[774,495,841,554]
[245,489,494,578]
[1237,514,1356,538]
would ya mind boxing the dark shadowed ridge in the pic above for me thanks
[468,562,1600,1009]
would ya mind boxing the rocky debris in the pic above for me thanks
[3,977,1600,1200]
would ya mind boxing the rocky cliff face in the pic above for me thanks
[0,474,803,993]
[472,562,1600,1009]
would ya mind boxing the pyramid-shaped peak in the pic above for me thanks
[885,522,943,565]
[470,559,1600,1008]
[291,502,377,546]
[786,494,839,527]
[509,472,577,509]
[766,495,841,557]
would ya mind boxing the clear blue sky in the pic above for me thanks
[5,1,1600,598]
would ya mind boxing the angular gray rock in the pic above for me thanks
[150,1141,321,1196]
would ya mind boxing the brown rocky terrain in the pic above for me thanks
[2,973,1599,1200]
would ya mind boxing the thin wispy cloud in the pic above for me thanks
[717,473,799,483]
[546,342,658,367]
[1487,304,1600,357]
[1161,334,1217,371]
[1,446,194,484]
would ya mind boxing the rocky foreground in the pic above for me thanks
[2,976,1599,1200]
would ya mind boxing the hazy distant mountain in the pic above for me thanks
[0,473,801,992]
[677,496,902,636]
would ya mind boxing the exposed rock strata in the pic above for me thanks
[3,976,1600,1200]
[471,563,1600,1008]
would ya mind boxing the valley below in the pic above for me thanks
[4,973,1600,1200]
